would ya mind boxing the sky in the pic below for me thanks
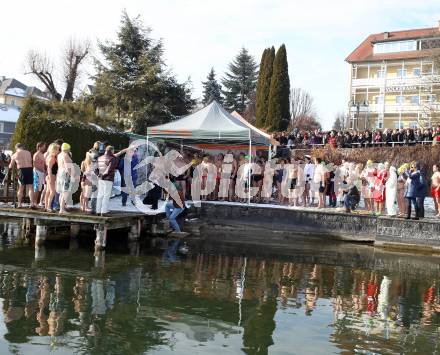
[1,0,439,129]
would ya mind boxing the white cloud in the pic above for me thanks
[1,0,439,128]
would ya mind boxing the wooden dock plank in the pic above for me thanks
[0,207,163,227]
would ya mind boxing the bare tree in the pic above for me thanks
[63,38,91,101]
[290,88,316,122]
[332,111,346,131]
[25,50,62,101]
[25,38,90,102]
[289,115,321,131]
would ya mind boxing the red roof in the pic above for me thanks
[346,26,440,63]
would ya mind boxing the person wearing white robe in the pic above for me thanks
[385,166,398,216]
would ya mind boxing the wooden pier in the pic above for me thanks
[0,207,164,249]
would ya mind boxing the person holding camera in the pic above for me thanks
[342,178,360,213]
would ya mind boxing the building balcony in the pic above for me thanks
[349,103,438,114]
[351,75,440,88]
[351,78,385,87]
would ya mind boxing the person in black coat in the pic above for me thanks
[416,168,428,219]
[404,162,421,220]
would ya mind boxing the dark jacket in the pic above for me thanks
[347,185,360,204]
[404,170,421,198]
[417,170,428,198]
[97,152,118,182]
[117,152,138,187]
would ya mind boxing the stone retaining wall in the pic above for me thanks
[197,202,440,251]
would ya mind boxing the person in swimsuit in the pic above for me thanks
[44,143,59,212]
[57,143,73,214]
[33,142,47,207]
[80,152,93,212]
[288,158,299,206]
[373,163,388,215]
[227,151,238,202]
[431,164,440,217]
[397,163,409,217]
[237,153,248,203]
[313,157,326,209]
[214,153,224,200]
[252,159,264,203]
[200,156,210,201]
[361,160,376,213]
[9,143,36,208]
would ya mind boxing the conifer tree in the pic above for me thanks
[92,11,194,134]
[255,47,275,128]
[222,47,258,113]
[267,44,290,131]
[202,68,223,105]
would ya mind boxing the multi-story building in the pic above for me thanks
[0,77,51,148]
[346,22,440,130]
[0,76,51,109]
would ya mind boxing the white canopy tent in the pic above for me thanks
[146,100,272,146]
[144,100,274,202]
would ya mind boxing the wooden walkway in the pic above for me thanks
[0,206,164,249]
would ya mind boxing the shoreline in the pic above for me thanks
[191,201,440,252]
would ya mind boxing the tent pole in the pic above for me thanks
[248,130,251,204]
[268,144,272,162]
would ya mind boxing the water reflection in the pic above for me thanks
[0,241,439,353]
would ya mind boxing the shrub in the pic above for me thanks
[12,98,129,165]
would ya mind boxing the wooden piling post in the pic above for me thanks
[94,249,105,268]
[95,224,107,249]
[70,224,80,238]
[128,241,140,256]
[128,219,141,241]
[21,218,32,240]
[35,220,47,246]
[34,245,46,260]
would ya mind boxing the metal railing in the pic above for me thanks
[277,140,436,150]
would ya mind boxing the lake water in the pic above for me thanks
[0,221,440,354]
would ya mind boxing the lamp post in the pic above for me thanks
[349,100,359,130]
[350,100,369,130]
[363,100,369,130]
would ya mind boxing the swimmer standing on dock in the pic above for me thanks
[9,143,36,209]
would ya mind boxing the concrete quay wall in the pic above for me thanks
[196,202,440,251]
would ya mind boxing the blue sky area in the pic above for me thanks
[2,0,439,129]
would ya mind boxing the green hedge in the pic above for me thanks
[12,98,129,165]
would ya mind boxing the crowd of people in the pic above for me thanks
[170,151,440,220]
[4,141,135,216]
[2,140,440,235]
[273,126,440,148]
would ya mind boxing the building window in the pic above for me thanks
[427,94,436,103]
[376,121,383,129]
[396,68,406,78]
[396,95,405,104]
[377,69,385,78]
[412,68,421,77]
[394,121,404,129]
[411,95,420,104]
[410,121,418,129]
[10,99,16,106]
[0,122,3,133]
[373,40,417,54]
[375,95,384,104]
